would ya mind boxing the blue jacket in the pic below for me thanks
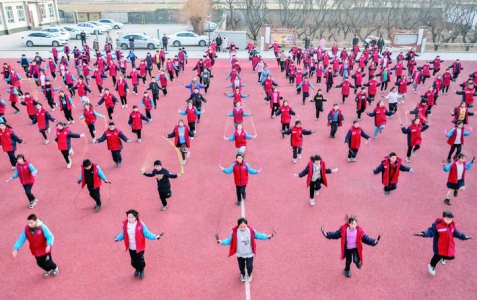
[226,132,253,141]
[223,162,258,175]
[221,229,268,245]
[184,82,206,94]
[79,110,103,120]
[115,221,157,241]
[12,163,37,179]
[446,128,471,139]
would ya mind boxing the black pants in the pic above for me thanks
[97,84,103,93]
[61,150,71,163]
[357,108,365,119]
[46,96,56,109]
[430,254,454,268]
[237,257,254,276]
[111,150,122,163]
[23,184,36,202]
[389,103,397,113]
[406,145,421,157]
[326,82,333,93]
[81,38,86,46]
[112,76,117,86]
[257,72,261,83]
[7,151,16,166]
[281,123,290,138]
[64,109,73,121]
[315,106,322,119]
[316,76,322,84]
[87,186,101,206]
[132,129,142,139]
[133,84,138,94]
[381,81,388,91]
[348,148,359,159]
[163,44,168,51]
[162,87,168,96]
[302,92,309,104]
[107,107,114,119]
[129,250,145,272]
[289,77,295,84]
[120,96,127,105]
[145,109,151,119]
[345,248,360,271]
[443,86,449,93]
[68,83,75,96]
[152,93,159,107]
[87,123,96,138]
[196,107,202,121]
[271,103,279,117]
[158,190,171,206]
[384,183,397,192]
[448,144,462,160]
[179,143,187,160]
[40,130,47,140]
[236,185,246,202]
[188,122,196,132]
[292,146,302,159]
[35,253,57,272]
[330,122,339,137]
[309,179,322,198]
[11,102,20,112]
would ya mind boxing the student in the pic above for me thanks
[221,153,261,206]
[227,101,251,128]
[179,101,201,136]
[77,159,110,212]
[275,100,298,138]
[327,103,344,138]
[401,118,429,163]
[0,122,24,169]
[54,122,84,168]
[414,211,471,276]
[142,160,181,211]
[13,214,59,278]
[282,120,315,164]
[366,100,394,140]
[442,153,474,205]
[373,152,413,195]
[57,90,75,124]
[128,105,150,143]
[312,89,327,120]
[445,121,471,163]
[166,120,195,165]
[295,155,338,205]
[6,154,38,208]
[225,123,256,154]
[217,218,274,282]
[323,215,379,278]
[97,88,119,120]
[344,120,370,162]
[97,122,132,167]
[79,103,104,144]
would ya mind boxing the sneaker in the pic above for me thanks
[94,205,101,212]
[315,190,320,196]
[315,118,319,121]
[240,274,246,282]
[67,160,72,169]
[125,104,128,108]
[92,138,96,144]
[348,158,351,162]
[248,274,253,282]
[453,190,458,197]
[29,199,38,209]
[444,199,451,205]
[412,151,417,157]
[405,157,411,163]
[297,154,302,159]
[117,162,122,167]
[67,121,71,125]
[139,270,144,279]
[53,267,59,276]
[71,120,75,124]
[384,191,390,195]
[114,162,119,167]
[374,137,378,140]
[44,139,50,145]
[12,166,16,170]
[69,148,74,155]
[182,160,186,166]
[351,158,356,162]
[47,128,50,133]
[161,205,168,211]
[356,262,362,269]
[440,259,446,265]
[428,264,435,276]
[15,110,22,114]
[137,139,141,143]
[185,152,190,159]
[293,159,297,164]
[310,198,315,206]
[236,201,241,206]
[121,105,125,108]
[44,270,51,278]
[344,270,351,278]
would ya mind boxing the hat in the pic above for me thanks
[109,122,115,126]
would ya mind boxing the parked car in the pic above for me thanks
[22,32,69,47]
[204,21,217,32]
[76,22,104,35]
[98,19,124,29]
[168,31,209,47]
[87,21,111,31]
[63,25,91,40]
[116,33,162,50]
[41,27,71,39]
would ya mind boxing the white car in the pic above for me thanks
[87,21,111,31]
[76,23,104,35]
[98,19,124,29]
[63,25,91,40]
[41,27,71,40]
[22,32,69,47]
[168,31,209,47]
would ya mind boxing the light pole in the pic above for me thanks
[207,13,211,46]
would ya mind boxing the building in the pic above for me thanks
[0,0,60,35]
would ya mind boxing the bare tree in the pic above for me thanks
[452,2,477,50]
[277,0,303,28]
[235,0,269,41]
[184,0,213,34]
[311,0,338,40]
[218,0,241,30]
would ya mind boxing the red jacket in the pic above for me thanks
[24,225,50,257]
[228,225,256,257]
[16,161,35,185]
[233,162,249,186]
[81,163,102,189]
[56,127,72,150]
[122,219,146,253]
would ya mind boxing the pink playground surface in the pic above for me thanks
[1,57,477,299]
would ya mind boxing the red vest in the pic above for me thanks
[84,107,97,124]
[232,108,244,123]
[381,157,402,185]
[339,225,365,263]
[24,97,36,115]
[17,161,35,185]
[174,125,190,148]
[122,219,147,253]
[397,79,409,94]
[290,126,305,147]
[81,163,102,189]
[447,127,464,146]
[108,64,117,76]
[341,81,351,95]
[356,93,367,110]
[117,81,126,96]
[0,128,14,152]
[269,92,281,108]
[35,109,48,130]
[447,160,466,184]
[367,80,378,95]
[234,129,247,148]
[463,88,475,106]
[409,124,423,146]
[65,73,74,85]
[348,127,362,149]
[374,106,387,127]
[228,226,256,257]
[279,106,292,124]
[103,94,115,108]
[24,225,49,257]
[306,160,327,187]
[130,72,139,85]
[56,127,71,150]
[233,92,242,104]
[94,71,103,85]
[395,63,403,76]
[435,219,457,257]
[233,162,249,186]
[58,95,72,111]
[354,72,363,86]
[327,109,343,126]
[424,91,435,106]
[185,106,197,123]
[130,111,143,130]
[159,74,168,86]
[105,128,122,151]
[143,96,153,110]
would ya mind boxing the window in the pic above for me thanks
[16,6,25,22]
[6,6,14,23]
[48,3,54,18]
[40,4,46,19]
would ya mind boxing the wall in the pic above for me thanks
[101,12,128,23]
[213,30,247,50]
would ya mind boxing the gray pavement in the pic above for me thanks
[0,24,476,61]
